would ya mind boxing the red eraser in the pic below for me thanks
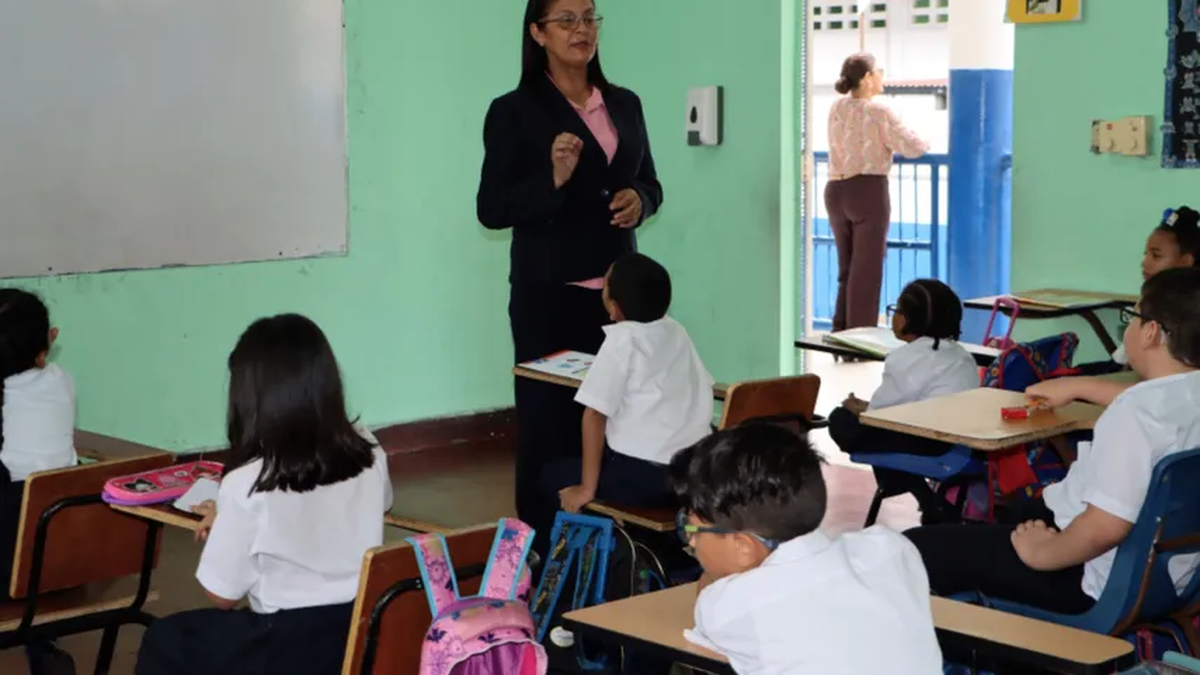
[1001,406,1031,420]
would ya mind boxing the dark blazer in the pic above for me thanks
[477,77,663,285]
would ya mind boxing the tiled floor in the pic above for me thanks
[0,354,915,674]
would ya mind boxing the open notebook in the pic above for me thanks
[822,327,907,358]
[173,477,220,513]
[518,350,595,383]
[822,327,1001,360]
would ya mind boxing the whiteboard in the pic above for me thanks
[0,0,347,278]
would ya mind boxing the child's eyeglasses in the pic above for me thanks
[885,304,899,317]
[675,509,780,557]
[1120,307,1168,334]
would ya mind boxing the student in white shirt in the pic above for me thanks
[1075,206,1199,377]
[671,424,943,674]
[907,267,1200,614]
[827,278,979,520]
[136,314,393,675]
[0,289,78,672]
[545,252,713,519]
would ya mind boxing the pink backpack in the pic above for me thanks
[407,519,547,675]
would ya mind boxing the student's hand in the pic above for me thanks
[1011,519,1059,571]
[192,500,217,543]
[842,395,869,415]
[551,133,583,188]
[558,485,596,514]
[1024,379,1080,407]
[609,189,643,228]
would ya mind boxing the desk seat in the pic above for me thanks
[0,578,158,633]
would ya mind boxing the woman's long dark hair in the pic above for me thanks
[224,314,375,494]
[0,289,50,458]
[519,0,610,91]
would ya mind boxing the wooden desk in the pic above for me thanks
[964,290,1136,355]
[564,584,1134,675]
[931,596,1134,674]
[74,430,171,462]
[110,503,452,535]
[794,334,1000,367]
[861,388,1105,451]
[562,584,732,674]
[513,365,729,400]
[111,503,203,531]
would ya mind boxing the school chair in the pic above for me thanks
[970,448,1200,651]
[584,375,824,530]
[0,452,174,674]
[855,333,1081,527]
[342,523,499,675]
[583,375,825,591]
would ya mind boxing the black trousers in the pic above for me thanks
[540,449,676,519]
[905,497,1096,614]
[0,463,21,601]
[829,406,960,519]
[136,603,354,675]
[828,406,952,457]
[509,282,609,558]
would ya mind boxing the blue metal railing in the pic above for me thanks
[810,151,950,330]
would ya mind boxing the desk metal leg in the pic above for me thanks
[1078,310,1118,355]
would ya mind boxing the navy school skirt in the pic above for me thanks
[136,601,354,675]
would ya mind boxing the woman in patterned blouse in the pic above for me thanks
[825,53,929,333]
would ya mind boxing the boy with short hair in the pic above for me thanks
[546,252,713,515]
[670,424,943,674]
[908,266,1200,612]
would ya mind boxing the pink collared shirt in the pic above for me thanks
[827,97,928,178]
[556,81,620,289]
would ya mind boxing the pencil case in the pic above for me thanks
[101,461,224,506]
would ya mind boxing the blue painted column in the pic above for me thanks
[948,0,1014,342]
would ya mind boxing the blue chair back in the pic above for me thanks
[986,447,1200,633]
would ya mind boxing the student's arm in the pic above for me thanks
[625,92,663,226]
[867,359,906,410]
[1013,404,1147,571]
[1026,376,1135,408]
[195,481,259,610]
[579,407,606,497]
[476,98,568,230]
[880,105,930,159]
[1011,506,1133,571]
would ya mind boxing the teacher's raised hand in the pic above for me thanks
[609,188,642,228]
[552,132,583,188]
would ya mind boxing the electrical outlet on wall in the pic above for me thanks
[1091,116,1152,156]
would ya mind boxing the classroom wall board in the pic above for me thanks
[0,0,348,278]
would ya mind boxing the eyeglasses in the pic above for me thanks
[540,14,604,31]
[886,304,899,317]
[675,509,780,557]
[1120,306,1169,334]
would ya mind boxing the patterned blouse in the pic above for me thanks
[827,97,929,178]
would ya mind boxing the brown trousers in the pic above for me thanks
[823,175,890,331]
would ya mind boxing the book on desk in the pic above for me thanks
[823,328,1001,361]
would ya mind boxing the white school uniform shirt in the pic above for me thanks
[1043,371,1200,600]
[574,316,714,464]
[868,337,980,410]
[1,364,77,481]
[196,437,394,614]
[685,527,943,675]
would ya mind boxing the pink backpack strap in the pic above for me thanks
[479,518,535,601]
[405,533,460,614]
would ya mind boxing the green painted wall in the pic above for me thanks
[1011,4,1184,360]
[7,0,798,450]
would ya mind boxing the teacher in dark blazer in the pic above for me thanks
[477,0,662,548]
